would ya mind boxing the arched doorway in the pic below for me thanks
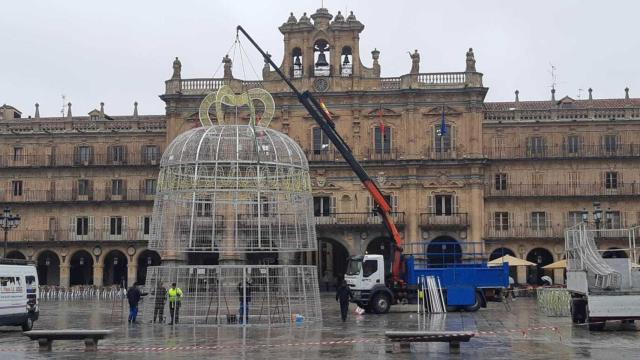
[6,250,26,260]
[187,252,219,265]
[103,250,128,287]
[137,250,162,285]
[526,248,554,285]
[489,247,515,261]
[366,237,393,277]
[427,236,462,266]
[319,238,349,290]
[602,247,628,258]
[36,251,60,285]
[70,250,94,285]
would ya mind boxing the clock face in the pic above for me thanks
[313,78,329,92]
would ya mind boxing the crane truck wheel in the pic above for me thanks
[463,292,482,312]
[371,293,391,314]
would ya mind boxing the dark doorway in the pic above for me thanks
[6,250,26,260]
[36,250,60,285]
[526,248,554,285]
[70,250,94,285]
[319,238,349,290]
[103,250,128,287]
[602,247,628,258]
[426,236,462,266]
[137,250,162,285]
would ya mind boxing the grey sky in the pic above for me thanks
[2,0,639,117]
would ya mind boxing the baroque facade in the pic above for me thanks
[1,7,639,287]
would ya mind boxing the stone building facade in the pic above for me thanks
[1,7,639,287]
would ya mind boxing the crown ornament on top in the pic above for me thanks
[199,85,275,127]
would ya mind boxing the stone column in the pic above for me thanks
[59,264,70,288]
[127,260,138,287]
[516,266,527,285]
[93,264,104,287]
[553,269,565,285]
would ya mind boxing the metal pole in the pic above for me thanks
[3,228,7,258]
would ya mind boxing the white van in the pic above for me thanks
[0,260,39,331]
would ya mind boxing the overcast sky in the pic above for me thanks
[2,0,639,117]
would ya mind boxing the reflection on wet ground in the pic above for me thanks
[1,294,639,359]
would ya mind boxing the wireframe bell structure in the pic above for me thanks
[342,55,350,65]
[294,55,302,67]
[315,51,329,67]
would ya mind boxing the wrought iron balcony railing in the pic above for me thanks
[0,153,161,168]
[486,183,640,197]
[314,212,405,226]
[5,228,151,243]
[419,213,469,228]
[0,189,156,203]
[485,144,640,160]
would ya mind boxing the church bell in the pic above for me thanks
[294,55,302,67]
[315,51,329,67]
[342,55,350,65]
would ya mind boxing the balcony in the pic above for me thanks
[0,189,156,203]
[420,213,469,229]
[0,153,161,169]
[5,228,150,243]
[486,183,640,198]
[315,212,405,227]
[485,144,640,160]
[484,224,564,239]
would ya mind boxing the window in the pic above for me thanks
[143,145,160,163]
[434,125,452,153]
[567,211,586,227]
[252,196,269,217]
[196,199,212,217]
[603,135,618,153]
[110,145,125,163]
[12,180,23,196]
[362,259,378,277]
[530,212,547,230]
[110,216,122,235]
[494,212,509,231]
[78,146,92,163]
[495,173,507,191]
[605,211,621,229]
[13,147,23,161]
[313,196,331,216]
[78,180,90,196]
[605,171,618,189]
[312,128,330,155]
[374,126,392,154]
[527,136,546,156]
[566,135,581,154]
[143,216,151,235]
[434,195,453,216]
[76,217,89,236]
[144,179,157,195]
[111,179,123,196]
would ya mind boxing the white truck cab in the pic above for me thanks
[344,255,392,313]
[0,260,39,331]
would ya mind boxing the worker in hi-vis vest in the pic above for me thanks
[168,282,183,325]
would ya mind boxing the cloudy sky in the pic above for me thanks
[2,0,638,117]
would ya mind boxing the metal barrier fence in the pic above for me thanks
[536,288,571,317]
[39,285,125,300]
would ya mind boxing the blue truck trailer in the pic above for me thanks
[345,245,509,313]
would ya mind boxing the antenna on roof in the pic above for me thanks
[61,94,67,117]
[549,63,557,91]
[577,88,584,100]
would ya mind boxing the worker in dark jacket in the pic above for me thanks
[127,283,148,324]
[238,280,252,324]
[335,280,351,322]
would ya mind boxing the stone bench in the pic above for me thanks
[385,330,475,354]
[23,329,113,352]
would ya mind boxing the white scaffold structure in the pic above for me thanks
[143,84,321,326]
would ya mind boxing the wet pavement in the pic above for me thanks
[1,294,639,359]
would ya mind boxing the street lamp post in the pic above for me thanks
[0,208,21,258]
